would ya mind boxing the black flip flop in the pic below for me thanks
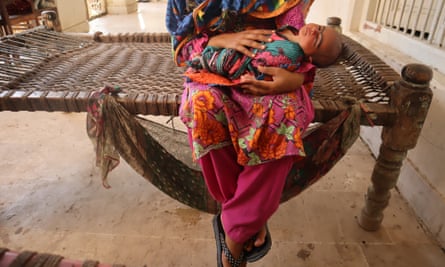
[244,224,272,263]
[212,214,245,267]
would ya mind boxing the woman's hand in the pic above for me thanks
[239,66,305,96]
[207,29,273,57]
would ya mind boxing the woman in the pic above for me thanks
[166,1,333,266]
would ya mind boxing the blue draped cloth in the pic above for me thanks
[165,0,305,55]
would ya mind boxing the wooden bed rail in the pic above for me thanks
[0,247,125,267]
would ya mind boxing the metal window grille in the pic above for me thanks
[369,0,445,49]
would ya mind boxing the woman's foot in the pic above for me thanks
[244,224,272,263]
[244,225,267,252]
[213,214,246,267]
[223,234,247,267]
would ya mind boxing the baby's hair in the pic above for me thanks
[311,27,342,68]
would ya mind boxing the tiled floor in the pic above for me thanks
[89,2,168,33]
[1,2,445,267]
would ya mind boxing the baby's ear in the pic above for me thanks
[308,56,314,64]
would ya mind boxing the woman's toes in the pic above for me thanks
[254,225,267,247]
[243,238,255,252]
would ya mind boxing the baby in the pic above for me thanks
[185,22,342,86]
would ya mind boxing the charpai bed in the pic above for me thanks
[0,27,433,232]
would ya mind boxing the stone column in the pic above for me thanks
[358,63,433,231]
[55,0,89,32]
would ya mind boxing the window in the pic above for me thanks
[368,0,444,49]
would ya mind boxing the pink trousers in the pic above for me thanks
[189,132,294,243]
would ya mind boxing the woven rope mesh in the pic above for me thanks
[0,28,184,94]
[312,38,399,104]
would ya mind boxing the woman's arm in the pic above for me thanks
[207,29,273,57]
[177,29,272,64]
[239,66,305,96]
[208,30,305,95]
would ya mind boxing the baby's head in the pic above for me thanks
[302,24,342,67]
[284,23,343,67]
[309,25,342,67]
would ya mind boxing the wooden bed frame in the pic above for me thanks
[0,27,433,234]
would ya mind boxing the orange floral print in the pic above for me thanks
[257,130,287,160]
[293,128,304,151]
[252,103,264,117]
[237,151,250,166]
[192,90,215,111]
[193,109,206,127]
[287,92,298,101]
[267,109,275,125]
[228,122,241,151]
[193,111,227,146]
[284,106,296,120]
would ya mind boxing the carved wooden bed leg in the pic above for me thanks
[358,63,433,231]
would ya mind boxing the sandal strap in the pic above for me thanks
[220,232,245,267]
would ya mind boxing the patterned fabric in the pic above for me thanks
[185,28,309,85]
[276,0,314,29]
[166,0,313,66]
[179,77,315,165]
[86,85,122,188]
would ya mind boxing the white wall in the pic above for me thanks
[106,0,137,14]
[306,0,359,31]
[309,0,445,247]
[55,0,89,32]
